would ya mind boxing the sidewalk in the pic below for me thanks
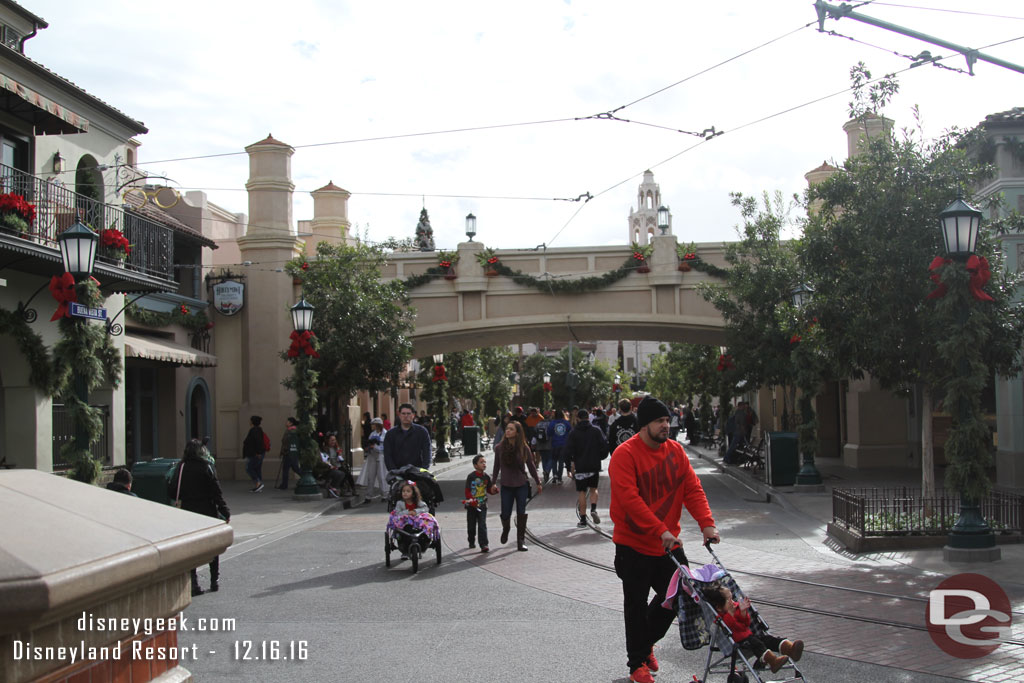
[686,441,1024,586]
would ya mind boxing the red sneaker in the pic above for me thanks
[645,648,659,673]
[630,664,655,683]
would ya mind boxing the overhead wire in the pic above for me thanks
[866,3,1024,21]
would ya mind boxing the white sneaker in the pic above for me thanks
[253,483,264,493]
[591,510,601,524]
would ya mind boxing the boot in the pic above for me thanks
[500,516,511,544]
[762,651,789,674]
[779,639,803,662]
[516,514,529,551]
[209,559,220,593]
[190,570,204,597]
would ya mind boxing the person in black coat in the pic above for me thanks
[169,438,230,596]
[564,409,608,527]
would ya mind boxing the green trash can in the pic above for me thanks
[766,432,799,487]
[131,458,180,504]
[463,426,479,456]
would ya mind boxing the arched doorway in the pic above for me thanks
[74,155,104,229]
[185,377,212,444]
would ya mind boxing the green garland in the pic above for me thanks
[51,278,123,483]
[280,342,321,470]
[126,303,210,332]
[0,307,54,393]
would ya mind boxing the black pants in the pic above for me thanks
[738,633,783,659]
[614,544,688,673]
[279,454,302,487]
[466,505,489,547]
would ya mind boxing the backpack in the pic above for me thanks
[262,432,271,452]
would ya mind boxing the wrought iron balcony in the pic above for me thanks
[0,163,174,282]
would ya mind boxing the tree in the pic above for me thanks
[522,346,617,410]
[285,242,414,442]
[477,346,516,415]
[799,70,1024,498]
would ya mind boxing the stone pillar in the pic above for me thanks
[310,181,352,249]
[235,135,304,466]
[842,113,894,159]
[996,233,1024,487]
[842,376,915,468]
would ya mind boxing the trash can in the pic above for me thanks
[130,458,180,504]
[463,426,479,456]
[765,432,798,487]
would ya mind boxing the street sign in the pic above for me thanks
[69,303,107,321]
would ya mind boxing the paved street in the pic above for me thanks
[178,447,1024,682]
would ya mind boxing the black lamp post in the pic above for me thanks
[937,197,998,556]
[57,218,99,459]
[465,213,477,242]
[289,298,321,496]
[433,353,449,462]
[657,205,670,235]
[792,282,823,487]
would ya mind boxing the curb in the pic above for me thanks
[689,443,803,516]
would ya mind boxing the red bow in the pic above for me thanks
[432,364,447,382]
[967,255,995,302]
[543,382,552,392]
[926,256,952,300]
[287,330,319,358]
[716,354,735,372]
[612,382,621,392]
[49,272,77,321]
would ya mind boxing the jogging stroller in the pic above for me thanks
[383,465,444,574]
[669,542,806,683]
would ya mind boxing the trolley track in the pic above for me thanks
[523,523,1024,648]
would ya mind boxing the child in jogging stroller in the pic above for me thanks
[384,466,444,574]
[667,543,808,683]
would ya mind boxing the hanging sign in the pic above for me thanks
[212,280,244,316]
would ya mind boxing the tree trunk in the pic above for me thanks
[921,385,935,505]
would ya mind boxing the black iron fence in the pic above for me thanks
[0,163,173,280]
[832,487,1024,536]
[52,403,111,470]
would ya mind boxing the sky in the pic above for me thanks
[21,0,1024,251]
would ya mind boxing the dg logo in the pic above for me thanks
[927,573,1012,659]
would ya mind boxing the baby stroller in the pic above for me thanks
[384,465,444,574]
[669,542,806,683]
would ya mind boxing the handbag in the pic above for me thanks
[173,462,184,508]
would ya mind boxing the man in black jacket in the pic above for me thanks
[565,408,608,527]
[607,399,639,457]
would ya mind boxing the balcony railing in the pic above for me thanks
[0,163,174,280]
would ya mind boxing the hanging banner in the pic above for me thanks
[212,280,244,316]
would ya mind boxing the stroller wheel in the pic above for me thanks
[384,532,391,567]
[435,529,443,565]
[409,543,420,574]
[726,673,749,683]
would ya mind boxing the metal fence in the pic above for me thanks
[0,163,174,280]
[832,487,1024,536]
[52,403,111,470]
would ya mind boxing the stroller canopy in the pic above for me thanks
[387,465,444,505]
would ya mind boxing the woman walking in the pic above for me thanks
[357,417,388,504]
[169,438,230,596]
[241,415,267,492]
[491,421,543,551]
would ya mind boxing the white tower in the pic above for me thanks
[627,170,671,245]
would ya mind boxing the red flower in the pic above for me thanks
[100,228,132,256]
[301,262,309,270]
[790,334,801,344]
[0,192,36,224]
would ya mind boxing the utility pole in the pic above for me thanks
[814,0,1024,76]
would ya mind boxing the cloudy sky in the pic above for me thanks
[23,0,1024,251]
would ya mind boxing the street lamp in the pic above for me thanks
[290,298,314,332]
[614,373,622,397]
[432,353,449,462]
[542,371,551,384]
[657,205,670,235]
[937,197,998,559]
[288,297,320,496]
[790,282,823,488]
[791,282,814,309]
[57,218,98,278]
[465,213,477,241]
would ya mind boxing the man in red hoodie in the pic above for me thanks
[609,396,720,683]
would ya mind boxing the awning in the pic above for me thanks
[124,334,216,367]
[0,71,89,134]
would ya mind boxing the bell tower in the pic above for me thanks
[627,170,671,245]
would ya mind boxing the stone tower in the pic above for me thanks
[627,170,671,245]
[309,180,352,248]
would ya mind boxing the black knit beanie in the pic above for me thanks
[636,396,671,430]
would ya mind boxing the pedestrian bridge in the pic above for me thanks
[380,235,729,356]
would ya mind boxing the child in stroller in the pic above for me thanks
[702,586,804,674]
[384,468,443,573]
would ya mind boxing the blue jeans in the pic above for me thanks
[500,484,529,518]
[540,449,556,477]
[551,446,565,479]
[245,453,264,483]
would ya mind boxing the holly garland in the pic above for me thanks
[51,278,123,483]
[127,303,213,333]
[0,307,54,393]
[280,341,321,471]
[677,241,730,278]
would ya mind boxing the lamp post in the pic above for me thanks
[289,297,321,496]
[614,373,622,398]
[542,371,552,413]
[465,213,477,242]
[56,218,99,465]
[936,197,999,559]
[791,282,823,488]
[433,353,449,462]
[657,205,670,235]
